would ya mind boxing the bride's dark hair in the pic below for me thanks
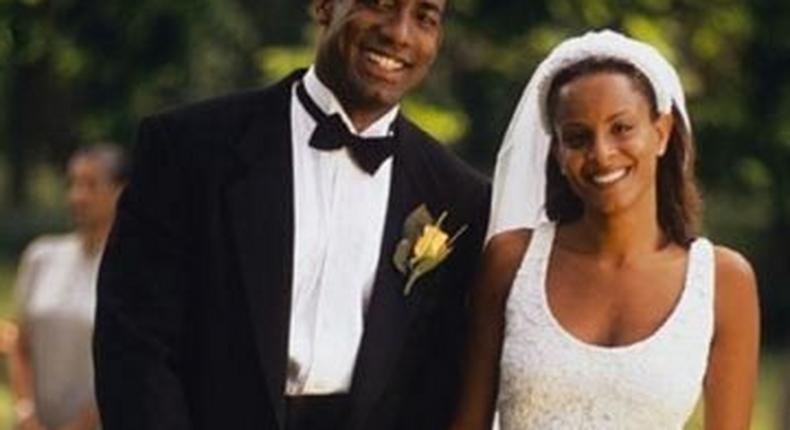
[544,57,701,246]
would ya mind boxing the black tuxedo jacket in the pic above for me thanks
[94,71,490,430]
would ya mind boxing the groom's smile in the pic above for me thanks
[363,48,408,74]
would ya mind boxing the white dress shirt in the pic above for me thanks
[285,67,399,395]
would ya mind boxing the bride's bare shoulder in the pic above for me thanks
[474,228,533,304]
[484,229,532,269]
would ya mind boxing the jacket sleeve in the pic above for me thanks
[94,115,193,429]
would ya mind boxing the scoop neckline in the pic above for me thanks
[537,223,699,354]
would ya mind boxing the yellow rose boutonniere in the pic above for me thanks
[393,204,467,296]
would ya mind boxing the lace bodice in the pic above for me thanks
[497,223,714,429]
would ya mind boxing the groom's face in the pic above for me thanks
[314,0,446,116]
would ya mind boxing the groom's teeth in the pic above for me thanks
[592,168,628,185]
[368,52,405,71]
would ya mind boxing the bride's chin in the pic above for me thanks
[582,198,630,217]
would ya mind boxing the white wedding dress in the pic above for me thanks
[496,223,714,429]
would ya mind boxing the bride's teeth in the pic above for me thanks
[369,52,404,71]
[592,168,627,185]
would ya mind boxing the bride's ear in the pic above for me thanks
[654,112,673,157]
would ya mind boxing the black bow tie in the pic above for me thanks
[296,81,396,175]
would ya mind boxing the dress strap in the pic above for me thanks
[521,222,555,266]
[510,223,556,300]
[687,237,716,322]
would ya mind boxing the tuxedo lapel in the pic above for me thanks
[348,118,434,426]
[226,72,302,430]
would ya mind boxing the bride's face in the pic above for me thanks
[551,71,672,216]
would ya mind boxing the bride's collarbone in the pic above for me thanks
[545,248,690,348]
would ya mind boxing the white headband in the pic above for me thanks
[486,29,691,240]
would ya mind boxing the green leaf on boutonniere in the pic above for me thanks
[393,239,412,274]
[403,204,433,240]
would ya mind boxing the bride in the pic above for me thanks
[451,30,759,429]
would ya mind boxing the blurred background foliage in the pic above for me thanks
[0,0,788,426]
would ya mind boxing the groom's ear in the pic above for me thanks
[313,0,335,26]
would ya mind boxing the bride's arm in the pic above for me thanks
[704,246,760,430]
[449,229,531,430]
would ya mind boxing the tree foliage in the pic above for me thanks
[0,0,788,342]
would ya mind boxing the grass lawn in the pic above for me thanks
[0,259,783,429]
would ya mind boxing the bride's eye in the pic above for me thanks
[560,130,591,150]
[612,122,634,137]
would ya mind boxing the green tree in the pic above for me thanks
[1,0,788,342]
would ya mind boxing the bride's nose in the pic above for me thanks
[585,132,618,164]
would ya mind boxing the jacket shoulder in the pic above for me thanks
[397,117,491,240]
[399,118,489,195]
[133,71,302,165]
[149,74,296,140]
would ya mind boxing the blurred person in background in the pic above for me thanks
[0,320,19,354]
[9,144,127,430]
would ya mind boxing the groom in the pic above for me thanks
[94,0,490,429]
